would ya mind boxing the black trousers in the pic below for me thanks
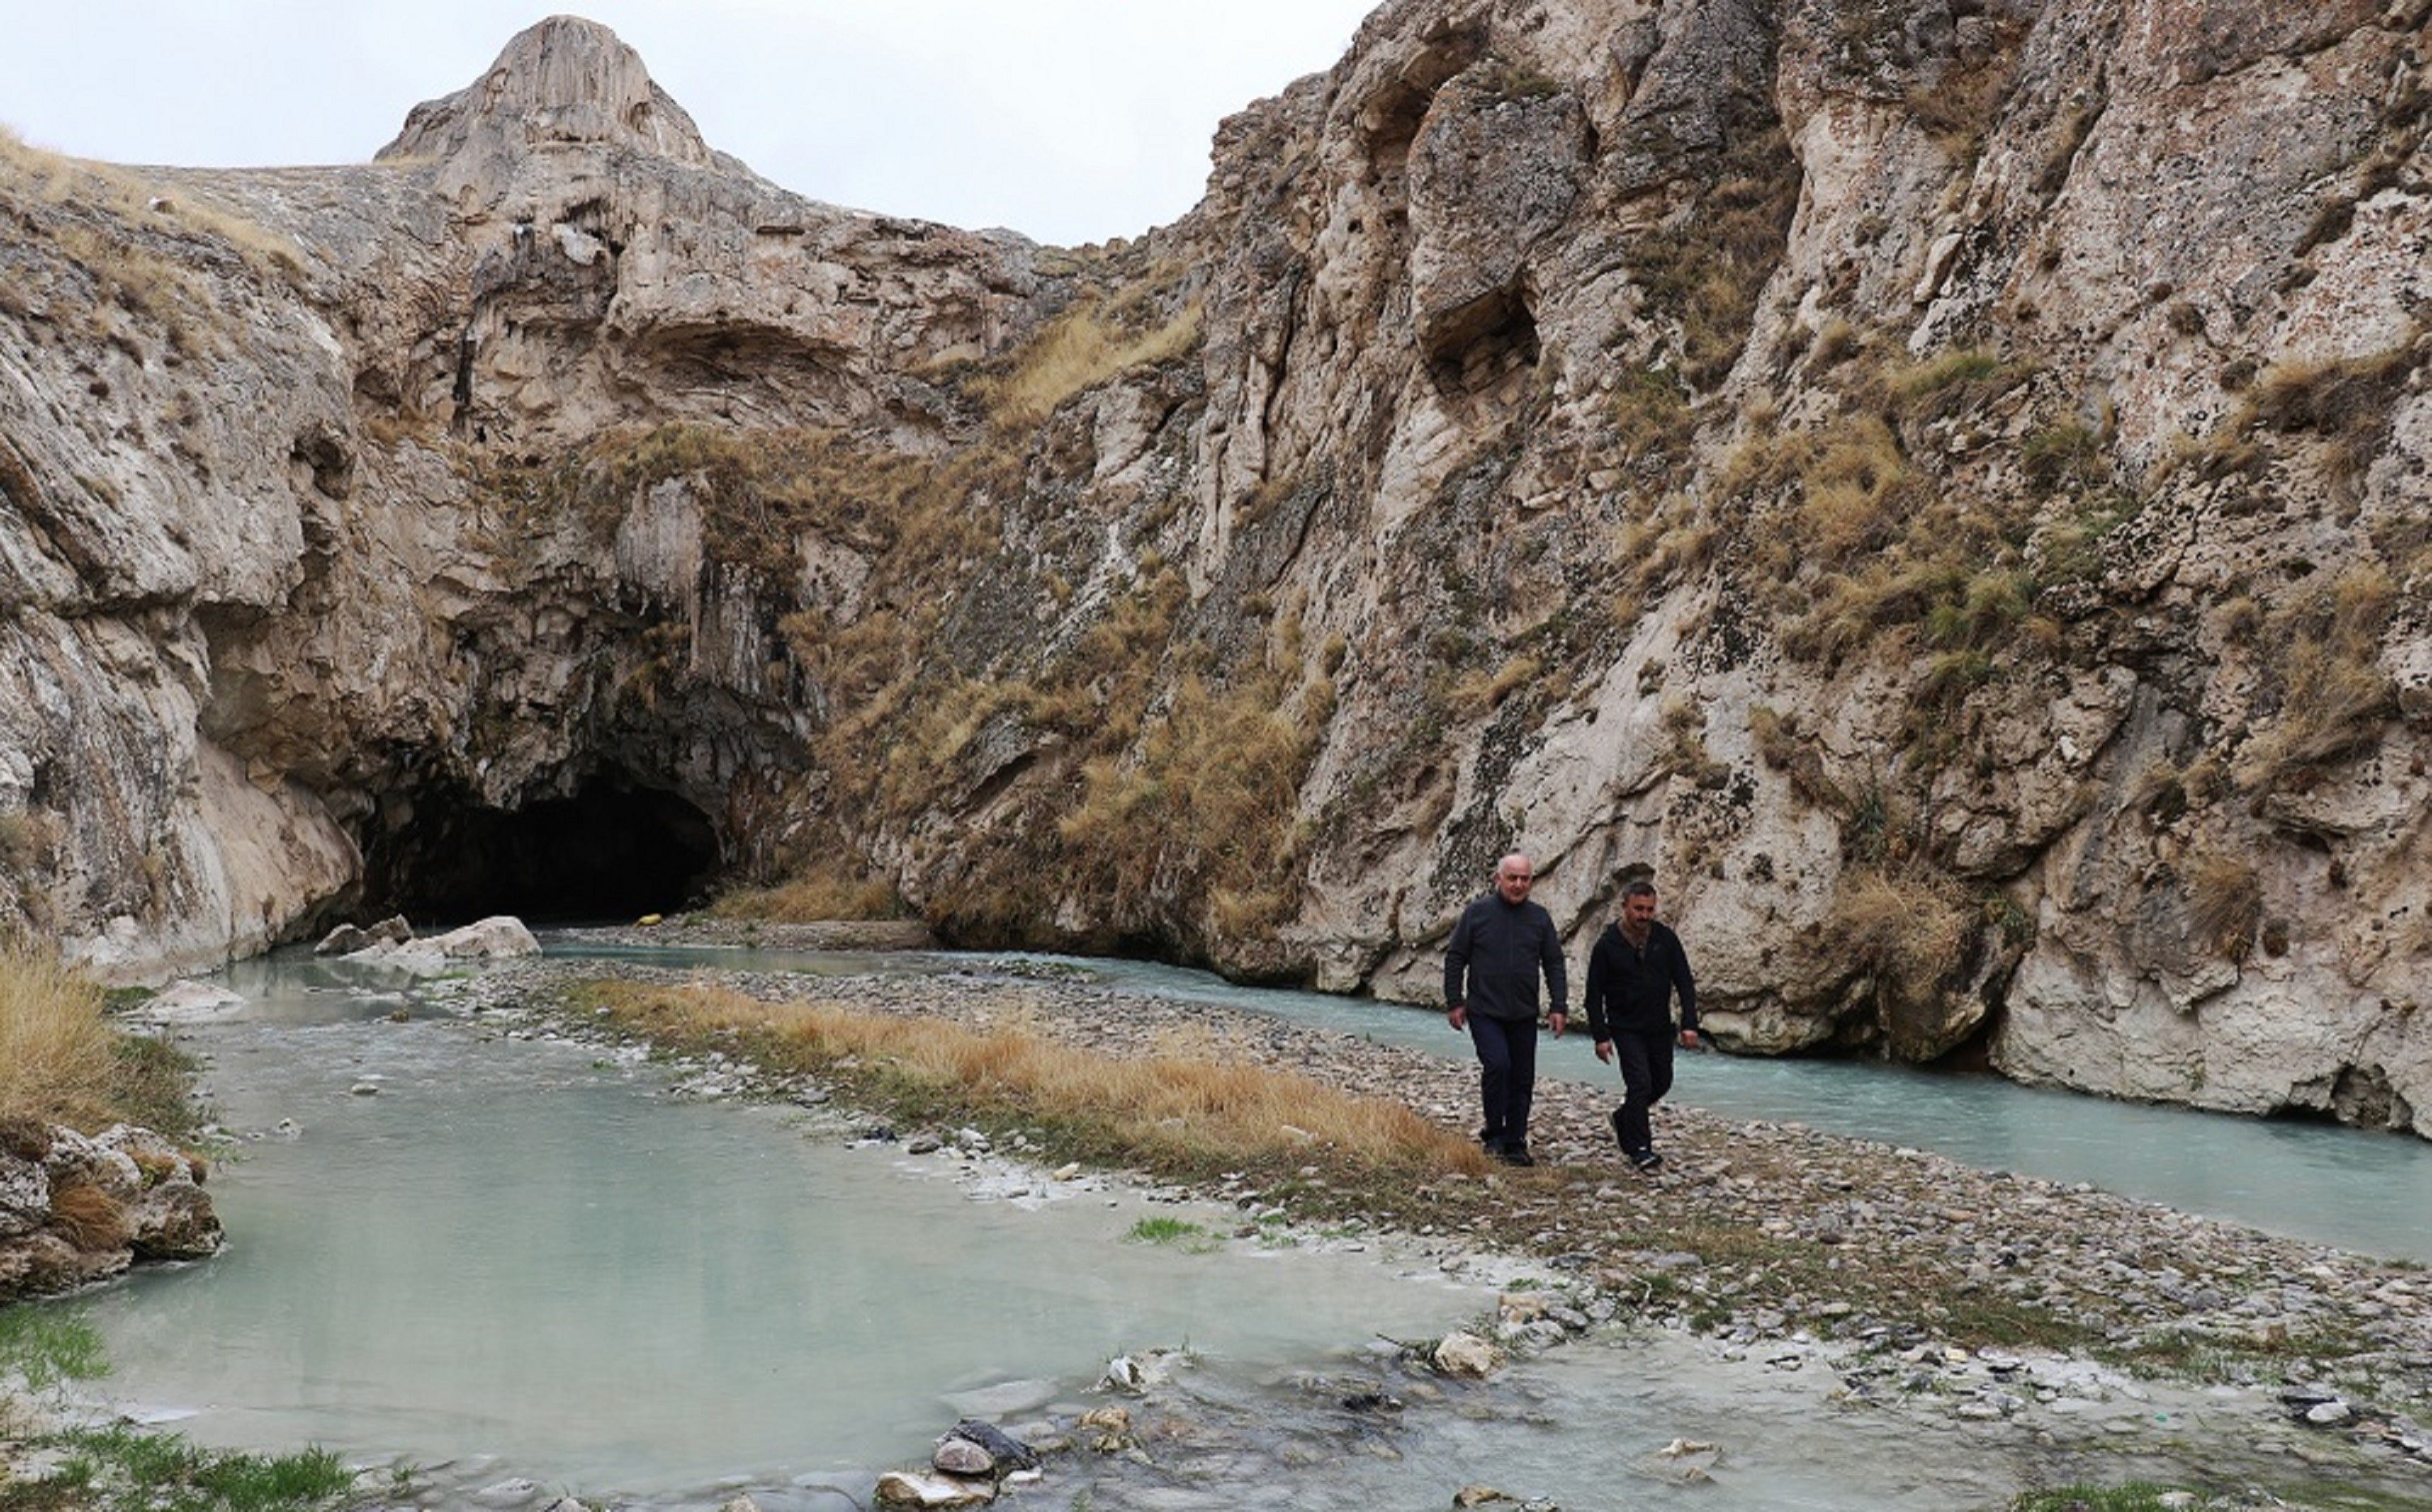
[1467,1013,1539,1150]
[1611,1029,1676,1156]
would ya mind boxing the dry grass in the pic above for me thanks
[709,868,906,923]
[1821,868,1972,1058]
[2240,341,2424,493]
[573,979,1492,1182]
[1610,366,1695,462]
[1630,125,1803,388]
[46,1180,131,1251]
[1795,415,1913,562]
[2184,845,2263,962]
[0,126,304,288]
[981,293,1204,426]
[0,939,196,1137]
[2234,564,2399,792]
[1444,655,1543,721]
[0,940,120,1129]
[1058,670,1322,938]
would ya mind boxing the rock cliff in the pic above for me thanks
[2,3,2427,1134]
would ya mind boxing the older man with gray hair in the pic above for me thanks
[1444,852,1567,1166]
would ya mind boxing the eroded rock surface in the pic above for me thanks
[0,1120,221,1303]
[2,3,2428,1131]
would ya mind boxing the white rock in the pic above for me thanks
[875,1470,995,1507]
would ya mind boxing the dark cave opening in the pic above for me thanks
[362,773,721,927]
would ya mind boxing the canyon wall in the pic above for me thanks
[2,2,2427,1133]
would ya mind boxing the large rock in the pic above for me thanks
[0,1123,220,1302]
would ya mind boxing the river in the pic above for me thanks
[48,938,2432,1507]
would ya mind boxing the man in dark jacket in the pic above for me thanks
[1582,879,1698,1172]
[1444,853,1567,1166]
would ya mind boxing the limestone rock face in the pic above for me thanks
[3,3,2430,1135]
[379,15,721,173]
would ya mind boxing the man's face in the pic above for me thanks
[1623,892,1659,930]
[1496,861,1535,905]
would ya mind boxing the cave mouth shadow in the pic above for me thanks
[365,772,721,928]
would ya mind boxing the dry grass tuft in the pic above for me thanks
[1057,670,1322,939]
[1795,415,1913,562]
[1822,868,1972,1057]
[2184,845,2263,962]
[0,940,120,1130]
[2234,564,2399,792]
[709,868,906,923]
[46,1180,130,1250]
[576,980,1492,1181]
[2241,341,2424,492]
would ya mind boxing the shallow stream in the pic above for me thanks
[49,940,2432,1506]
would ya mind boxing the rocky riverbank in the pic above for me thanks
[0,1120,221,1305]
[428,927,2432,1508]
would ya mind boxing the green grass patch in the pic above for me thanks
[1124,1216,1221,1253]
[6,1425,353,1512]
[0,1304,109,1391]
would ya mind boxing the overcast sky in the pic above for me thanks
[0,1,1380,246]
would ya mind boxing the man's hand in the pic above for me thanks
[1680,1027,1702,1050]
[1593,1038,1612,1064]
[1548,1009,1567,1038]
[1448,1004,1467,1031]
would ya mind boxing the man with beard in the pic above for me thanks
[1583,879,1698,1172]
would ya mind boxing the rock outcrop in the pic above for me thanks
[0,1119,222,1302]
[2,2,2428,1133]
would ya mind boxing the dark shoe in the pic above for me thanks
[1608,1108,1627,1152]
[1629,1149,1662,1173]
[1496,1145,1536,1167]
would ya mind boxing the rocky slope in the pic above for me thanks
[1,1,2426,1134]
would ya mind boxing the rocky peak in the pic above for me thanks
[375,14,717,171]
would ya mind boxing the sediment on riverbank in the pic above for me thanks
[434,927,2432,1498]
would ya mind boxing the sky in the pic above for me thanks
[0,1,1381,246]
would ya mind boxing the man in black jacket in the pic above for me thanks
[1582,879,1698,1172]
[1444,853,1567,1166]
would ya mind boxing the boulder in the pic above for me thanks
[1432,1330,1500,1378]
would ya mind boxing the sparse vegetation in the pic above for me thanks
[0,1424,355,1512]
[1124,1216,1222,1253]
[1631,123,1803,388]
[977,289,1203,426]
[1819,867,1973,1058]
[564,979,1491,1186]
[0,1304,109,1394]
[2233,564,2399,794]
[2240,341,2425,495]
[1609,366,1694,461]
[2185,845,2263,962]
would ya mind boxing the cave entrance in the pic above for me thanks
[365,772,721,927]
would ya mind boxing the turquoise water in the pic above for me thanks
[54,939,2430,1508]
[75,953,1489,1497]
